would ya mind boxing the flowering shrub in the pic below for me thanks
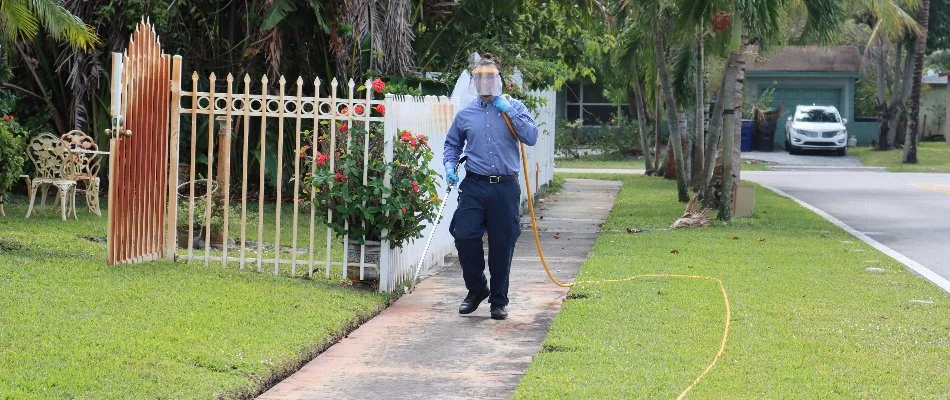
[307,123,440,248]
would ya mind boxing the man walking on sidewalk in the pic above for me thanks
[443,53,538,320]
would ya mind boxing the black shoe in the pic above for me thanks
[458,288,489,315]
[490,305,508,320]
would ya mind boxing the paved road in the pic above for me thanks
[744,170,950,282]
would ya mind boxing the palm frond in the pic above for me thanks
[736,0,784,45]
[798,0,847,43]
[671,40,695,107]
[27,0,98,49]
[0,0,39,44]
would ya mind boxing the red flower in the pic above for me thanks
[417,134,428,145]
[411,182,420,193]
[340,106,349,116]
[375,104,385,116]
[334,170,347,182]
[399,131,413,142]
[354,105,364,115]
[316,152,328,166]
[339,123,349,133]
[401,207,407,214]
[298,145,311,158]
[508,82,516,90]
[372,78,386,94]
[297,198,304,204]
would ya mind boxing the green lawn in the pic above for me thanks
[514,173,950,399]
[0,200,389,399]
[554,155,646,169]
[175,199,347,278]
[555,156,769,171]
[850,141,950,172]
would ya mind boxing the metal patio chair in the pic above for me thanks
[25,133,77,220]
[61,130,103,216]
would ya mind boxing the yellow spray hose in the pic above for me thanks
[501,112,731,400]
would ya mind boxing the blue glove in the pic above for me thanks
[492,96,513,113]
[445,164,460,187]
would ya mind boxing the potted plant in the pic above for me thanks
[307,121,441,281]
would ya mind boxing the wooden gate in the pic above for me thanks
[106,21,173,265]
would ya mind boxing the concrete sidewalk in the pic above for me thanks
[258,179,621,400]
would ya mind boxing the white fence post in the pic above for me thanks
[379,94,396,292]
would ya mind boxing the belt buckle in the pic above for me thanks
[489,176,500,184]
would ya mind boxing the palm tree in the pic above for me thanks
[903,0,931,163]
[849,0,923,150]
[0,0,97,49]
[612,0,845,219]
[0,0,97,134]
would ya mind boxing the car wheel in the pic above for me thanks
[836,147,847,156]
[787,142,800,155]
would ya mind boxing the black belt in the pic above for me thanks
[466,171,518,184]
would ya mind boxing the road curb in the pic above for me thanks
[759,183,950,296]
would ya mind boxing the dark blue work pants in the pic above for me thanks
[449,176,521,307]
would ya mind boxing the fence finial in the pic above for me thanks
[244,74,251,83]
[279,75,286,85]
[261,74,269,84]
[227,73,234,82]
[297,76,304,86]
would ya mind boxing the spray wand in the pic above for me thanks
[407,155,468,293]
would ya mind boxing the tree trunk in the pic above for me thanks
[730,44,747,187]
[690,29,705,192]
[701,62,731,205]
[16,44,67,134]
[887,107,904,150]
[653,28,689,202]
[654,79,663,173]
[876,105,894,150]
[720,36,748,222]
[903,0,931,164]
[874,41,891,150]
[678,110,691,183]
[630,77,653,173]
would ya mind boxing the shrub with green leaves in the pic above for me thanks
[308,124,440,248]
[0,116,25,199]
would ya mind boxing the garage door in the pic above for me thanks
[770,88,842,149]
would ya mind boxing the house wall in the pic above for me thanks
[920,84,947,140]
[746,72,858,149]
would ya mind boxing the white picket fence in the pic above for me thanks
[377,90,556,292]
[378,95,459,292]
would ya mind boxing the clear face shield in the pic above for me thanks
[472,64,502,97]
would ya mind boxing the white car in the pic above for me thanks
[785,105,848,156]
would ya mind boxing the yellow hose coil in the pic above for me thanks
[501,111,731,399]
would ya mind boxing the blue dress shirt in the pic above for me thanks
[443,97,538,176]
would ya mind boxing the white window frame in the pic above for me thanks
[565,82,627,127]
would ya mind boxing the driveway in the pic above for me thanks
[745,170,950,285]
[742,150,869,169]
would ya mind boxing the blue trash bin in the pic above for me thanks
[740,120,754,151]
